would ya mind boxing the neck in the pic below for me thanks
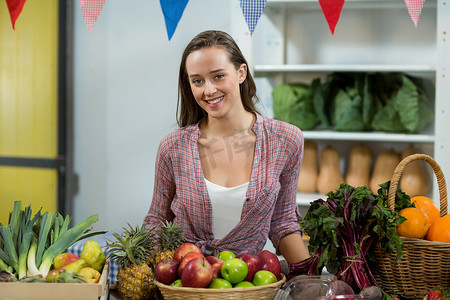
[201,110,255,138]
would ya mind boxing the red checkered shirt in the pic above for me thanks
[144,113,304,255]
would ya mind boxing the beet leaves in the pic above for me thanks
[293,181,412,291]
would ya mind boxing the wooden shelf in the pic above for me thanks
[296,192,324,206]
[253,64,436,74]
[302,130,435,143]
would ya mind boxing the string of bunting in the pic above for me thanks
[4,0,428,36]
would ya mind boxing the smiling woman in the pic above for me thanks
[144,30,310,264]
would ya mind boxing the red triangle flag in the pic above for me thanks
[5,0,27,30]
[319,0,345,35]
[404,0,425,27]
[79,0,106,32]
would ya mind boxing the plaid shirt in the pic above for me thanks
[144,113,303,255]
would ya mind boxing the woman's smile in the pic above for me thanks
[205,96,224,107]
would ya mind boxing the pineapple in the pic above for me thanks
[105,223,157,300]
[154,220,184,266]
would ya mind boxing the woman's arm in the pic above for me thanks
[278,232,310,263]
[144,139,176,231]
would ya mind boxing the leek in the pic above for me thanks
[17,206,41,278]
[38,214,99,277]
[0,226,19,271]
[26,237,41,276]
[0,257,10,272]
[35,211,52,268]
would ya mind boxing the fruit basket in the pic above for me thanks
[155,274,286,300]
[373,154,450,300]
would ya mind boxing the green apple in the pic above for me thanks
[170,279,182,287]
[208,278,232,289]
[80,240,106,272]
[234,281,255,288]
[217,250,235,261]
[252,270,277,286]
[220,258,248,284]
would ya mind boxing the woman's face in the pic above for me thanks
[185,46,247,121]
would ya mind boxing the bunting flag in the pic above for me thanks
[319,0,345,35]
[160,0,189,40]
[404,0,425,27]
[240,0,267,35]
[79,0,105,32]
[5,0,27,29]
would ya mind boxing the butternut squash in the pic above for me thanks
[317,145,344,195]
[297,140,318,193]
[345,145,372,188]
[369,148,401,193]
[399,145,430,197]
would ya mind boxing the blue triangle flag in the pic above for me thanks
[160,0,189,40]
[240,0,267,35]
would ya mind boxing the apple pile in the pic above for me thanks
[154,242,281,289]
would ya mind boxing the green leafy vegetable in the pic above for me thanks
[272,83,319,130]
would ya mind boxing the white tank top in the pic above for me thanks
[204,178,249,240]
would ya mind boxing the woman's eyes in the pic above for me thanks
[191,74,225,85]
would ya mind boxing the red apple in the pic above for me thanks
[180,257,213,288]
[177,251,204,277]
[206,256,224,280]
[174,242,202,262]
[155,258,180,285]
[257,250,281,279]
[236,253,262,282]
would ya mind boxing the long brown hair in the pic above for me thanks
[177,30,259,128]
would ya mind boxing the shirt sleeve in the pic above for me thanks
[269,127,304,251]
[144,138,176,234]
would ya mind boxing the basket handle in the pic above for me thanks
[387,153,448,216]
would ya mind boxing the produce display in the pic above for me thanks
[345,145,372,188]
[153,220,184,266]
[105,223,157,300]
[398,195,450,243]
[317,145,345,195]
[297,140,319,193]
[273,72,434,133]
[297,145,431,198]
[291,182,414,299]
[425,286,450,300]
[155,245,281,289]
[369,149,401,194]
[0,201,106,284]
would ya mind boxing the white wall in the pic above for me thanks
[72,1,249,231]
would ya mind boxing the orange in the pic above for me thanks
[427,216,450,242]
[411,196,440,225]
[397,207,430,239]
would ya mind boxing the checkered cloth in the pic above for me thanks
[79,0,106,32]
[404,0,425,27]
[240,0,267,35]
[68,232,119,284]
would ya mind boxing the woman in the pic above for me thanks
[144,30,309,263]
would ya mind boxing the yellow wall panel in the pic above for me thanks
[0,0,58,158]
[0,166,57,225]
[0,0,60,218]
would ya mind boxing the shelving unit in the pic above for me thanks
[233,0,449,209]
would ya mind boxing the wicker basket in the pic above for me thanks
[373,154,450,300]
[155,274,286,300]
